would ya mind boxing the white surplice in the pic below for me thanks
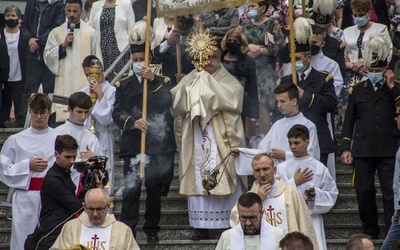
[277,155,338,250]
[0,127,60,250]
[55,120,102,188]
[80,82,116,192]
[235,112,320,175]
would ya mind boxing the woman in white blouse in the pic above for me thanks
[88,0,135,81]
[0,5,27,128]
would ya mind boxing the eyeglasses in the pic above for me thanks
[85,203,109,213]
[395,113,400,118]
[239,213,261,222]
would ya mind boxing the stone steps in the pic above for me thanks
[0,129,389,249]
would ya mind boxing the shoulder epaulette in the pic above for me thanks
[348,80,365,95]
[277,78,281,85]
[116,75,130,87]
[318,70,333,82]
[340,42,346,49]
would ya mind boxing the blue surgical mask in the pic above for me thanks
[353,15,368,27]
[133,61,144,75]
[248,10,259,20]
[367,72,384,85]
[296,61,306,73]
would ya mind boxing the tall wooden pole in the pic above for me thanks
[174,17,182,75]
[289,0,297,84]
[140,0,153,180]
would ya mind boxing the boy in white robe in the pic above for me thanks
[0,93,60,250]
[55,92,101,187]
[80,55,116,192]
[277,124,338,250]
[232,82,320,175]
[216,193,285,250]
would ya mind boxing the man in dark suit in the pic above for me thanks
[151,15,195,86]
[341,35,400,239]
[279,39,337,166]
[112,34,175,243]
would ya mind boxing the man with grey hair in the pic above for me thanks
[346,234,374,250]
[51,188,139,249]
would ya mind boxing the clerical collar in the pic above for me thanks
[68,22,81,29]
[244,228,261,235]
[285,111,301,118]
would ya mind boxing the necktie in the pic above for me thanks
[376,83,382,91]
[299,73,305,85]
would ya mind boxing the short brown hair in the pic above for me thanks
[28,93,52,111]
[68,92,92,110]
[251,153,274,168]
[350,0,370,15]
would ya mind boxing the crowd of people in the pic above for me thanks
[2,0,400,249]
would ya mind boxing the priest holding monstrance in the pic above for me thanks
[170,26,246,240]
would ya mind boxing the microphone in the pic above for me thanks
[69,23,75,46]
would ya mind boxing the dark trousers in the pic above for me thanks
[162,151,175,194]
[353,157,395,237]
[0,80,24,127]
[320,153,329,166]
[120,152,174,235]
[15,59,54,125]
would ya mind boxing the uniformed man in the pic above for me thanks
[341,34,400,239]
[279,17,337,167]
[112,22,175,243]
[311,0,346,78]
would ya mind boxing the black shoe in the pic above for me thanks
[191,229,210,240]
[146,232,159,243]
[4,120,23,128]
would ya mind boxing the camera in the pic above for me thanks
[74,156,109,194]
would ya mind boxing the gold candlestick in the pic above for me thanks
[89,59,101,133]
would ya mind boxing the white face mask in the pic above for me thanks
[133,61,144,75]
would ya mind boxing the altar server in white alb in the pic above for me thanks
[277,124,338,250]
[80,55,116,188]
[216,192,285,250]
[232,81,319,175]
[0,93,60,250]
[55,92,101,187]
[51,188,139,249]
[44,0,101,100]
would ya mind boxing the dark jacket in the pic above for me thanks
[151,43,194,86]
[221,51,259,119]
[112,75,176,157]
[33,163,82,249]
[0,28,29,83]
[281,68,337,153]
[200,8,239,38]
[0,39,9,84]
[20,0,65,60]
[341,80,400,157]
[322,35,346,79]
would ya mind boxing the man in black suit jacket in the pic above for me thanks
[151,15,195,86]
[341,35,400,238]
[112,42,175,243]
[280,42,337,166]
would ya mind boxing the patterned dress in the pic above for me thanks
[100,7,130,82]
[242,18,284,111]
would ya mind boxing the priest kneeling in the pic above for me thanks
[216,193,285,250]
[50,188,139,249]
